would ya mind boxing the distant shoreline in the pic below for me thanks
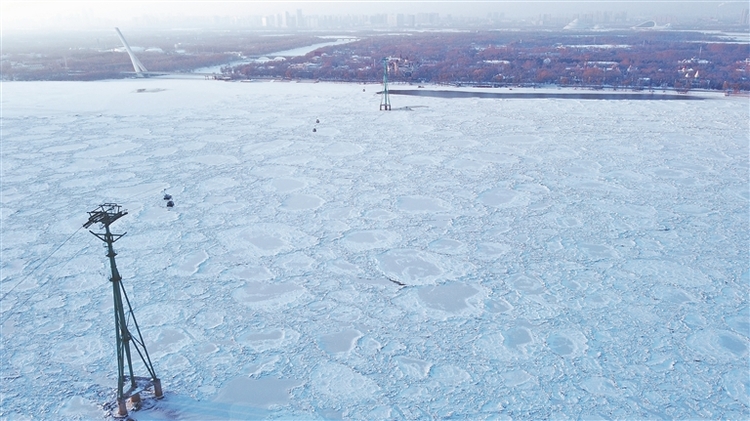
[387,89,705,100]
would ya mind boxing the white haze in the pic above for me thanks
[2,0,747,32]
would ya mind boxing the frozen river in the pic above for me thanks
[1,80,748,420]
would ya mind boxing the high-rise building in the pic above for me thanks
[388,14,405,27]
[285,11,295,28]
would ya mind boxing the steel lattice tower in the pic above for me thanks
[84,203,162,418]
[380,58,391,111]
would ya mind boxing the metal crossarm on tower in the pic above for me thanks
[85,203,162,418]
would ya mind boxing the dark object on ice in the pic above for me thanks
[387,277,406,287]
[163,193,172,200]
[313,128,317,132]
[316,118,320,123]
[166,200,174,208]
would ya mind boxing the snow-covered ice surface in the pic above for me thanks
[1,80,748,420]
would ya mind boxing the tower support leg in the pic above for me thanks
[130,392,141,409]
[154,378,163,398]
[117,398,128,417]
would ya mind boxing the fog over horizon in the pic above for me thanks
[3,0,748,32]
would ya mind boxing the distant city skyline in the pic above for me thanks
[2,1,748,31]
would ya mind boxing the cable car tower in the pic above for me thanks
[380,58,391,111]
[84,203,162,418]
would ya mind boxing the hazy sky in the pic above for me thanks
[2,1,747,31]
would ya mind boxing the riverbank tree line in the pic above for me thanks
[4,30,748,91]
[230,31,749,91]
